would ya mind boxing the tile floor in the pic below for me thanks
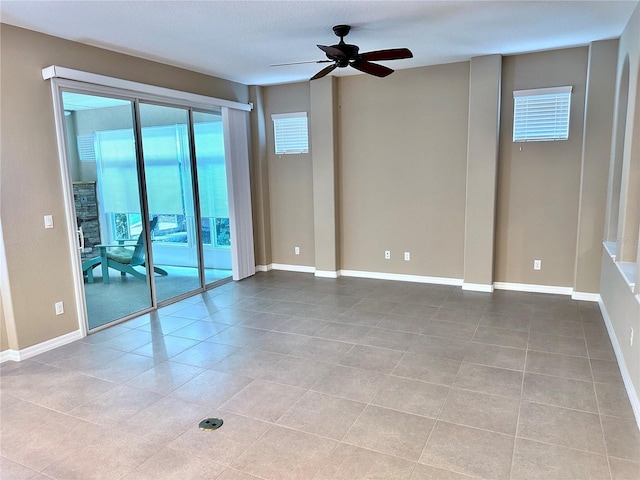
[1,271,639,479]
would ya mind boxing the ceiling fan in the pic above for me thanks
[274,25,413,81]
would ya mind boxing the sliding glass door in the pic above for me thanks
[193,110,233,285]
[139,103,201,303]
[61,91,239,330]
[62,91,153,330]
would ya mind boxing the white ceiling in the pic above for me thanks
[1,1,638,86]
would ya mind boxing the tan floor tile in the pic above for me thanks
[601,415,640,461]
[220,379,306,422]
[590,358,624,385]
[290,337,353,363]
[419,421,514,480]
[453,362,523,397]
[169,369,252,407]
[339,344,404,373]
[126,360,205,394]
[277,390,366,440]
[393,352,460,386]
[517,401,606,454]
[313,443,417,479]
[595,382,636,418]
[259,355,334,388]
[410,463,479,479]
[311,365,388,403]
[0,456,42,480]
[371,376,449,418]
[232,425,337,480]
[522,373,598,412]
[343,405,435,461]
[525,350,592,381]
[463,342,525,370]
[472,326,528,349]
[511,437,610,480]
[439,388,519,435]
[123,447,225,479]
[409,335,470,361]
[528,332,588,357]
[69,384,162,426]
[609,457,640,480]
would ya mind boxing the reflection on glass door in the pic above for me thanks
[139,103,201,303]
[193,110,233,285]
[62,91,152,330]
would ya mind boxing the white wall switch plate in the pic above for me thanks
[533,259,541,270]
[404,252,410,261]
[44,215,54,229]
[294,246,300,255]
[54,301,64,315]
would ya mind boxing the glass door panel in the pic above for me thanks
[139,103,201,302]
[62,91,152,330]
[193,110,233,285]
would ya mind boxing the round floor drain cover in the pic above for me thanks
[199,418,223,431]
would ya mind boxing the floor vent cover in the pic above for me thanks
[199,418,223,431]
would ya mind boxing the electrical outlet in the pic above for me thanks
[533,259,541,270]
[294,246,300,255]
[404,252,410,261]
[631,327,634,347]
[384,250,391,260]
[54,301,64,315]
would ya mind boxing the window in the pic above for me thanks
[271,112,308,154]
[513,86,572,142]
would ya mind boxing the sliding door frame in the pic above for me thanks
[45,67,254,335]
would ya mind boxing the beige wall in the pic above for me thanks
[574,40,619,294]
[496,47,589,287]
[340,63,470,278]
[600,2,640,413]
[0,24,248,349]
[263,82,315,267]
[0,297,8,352]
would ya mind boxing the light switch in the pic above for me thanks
[44,215,54,229]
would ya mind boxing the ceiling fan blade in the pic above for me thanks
[350,60,394,78]
[271,59,333,67]
[310,63,338,81]
[317,44,346,58]
[360,48,413,62]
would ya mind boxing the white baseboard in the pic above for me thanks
[493,282,573,296]
[340,269,463,286]
[0,329,83,363]
[571,291,600,302]
[271,263,316,274]
[598,298,640,431]
[462,282,494,293]
[0,349,20,363]
[255,264,272,272]
[315,270,340,278]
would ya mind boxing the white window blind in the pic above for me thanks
[513,86,572,142]
[271,112,309,154]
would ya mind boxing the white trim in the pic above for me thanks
[571,291,601,302]
[315,270,340,278]
[462,282,494,293]
[598,298,640,430]
[0,350,20,363]
[271,112,307,120]
[513,85,573,97]
[340,270,463,286]
[42,66,252,112]
[0,330,83,363]
[49,79,89,337]
[255,264,272,272]
[223,107,256,281]
[493,282,573,296]
[271,263,316,274]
